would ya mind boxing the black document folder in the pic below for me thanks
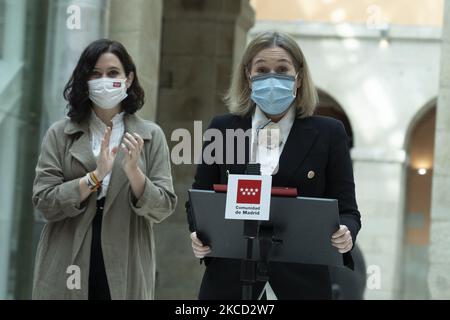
[188,189,344,267]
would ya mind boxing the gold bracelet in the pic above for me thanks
[90,172,100,185]
[86,173,100,191]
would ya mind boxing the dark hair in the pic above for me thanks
[63,39,145,123]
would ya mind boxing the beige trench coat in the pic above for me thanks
[32,113,177,299]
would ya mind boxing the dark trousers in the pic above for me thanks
[88,197,111,300]
[199,258,332,299]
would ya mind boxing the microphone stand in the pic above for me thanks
[240,121,275,300]
[241,163,261,300]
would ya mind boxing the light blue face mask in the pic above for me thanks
[250,73,297,116]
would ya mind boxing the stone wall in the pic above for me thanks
[108,0,163,121]
[155,0,255,299]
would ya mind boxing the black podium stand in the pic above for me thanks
[188,189,344,299]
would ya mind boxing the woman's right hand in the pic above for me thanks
[94,126,118,181]
[190,232,211,258]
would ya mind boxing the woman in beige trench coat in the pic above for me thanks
[32,39,177,300]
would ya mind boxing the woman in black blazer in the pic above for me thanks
[186,31,361,300]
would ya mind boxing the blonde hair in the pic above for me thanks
[225,31,318,118]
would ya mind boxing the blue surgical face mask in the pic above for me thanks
[250,73,297,116]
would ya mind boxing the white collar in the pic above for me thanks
[89,110,125,130]
[252,106,296,143]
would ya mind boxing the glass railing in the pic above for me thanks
[0,0,5,58]
[0,0,25,300]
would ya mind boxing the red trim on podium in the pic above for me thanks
[213,184,298,197]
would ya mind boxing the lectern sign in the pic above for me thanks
[225,174,272,221]
[236,179,262,204]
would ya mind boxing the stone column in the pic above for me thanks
[155,0,254,299]
[108,0,163,121]
[351,149,407,299]
[428,0,450,299]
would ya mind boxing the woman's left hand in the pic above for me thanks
[331,225,353,253]
[121,132,144,174]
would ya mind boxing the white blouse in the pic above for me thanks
[89,111,125,199]
[250,105,295,175]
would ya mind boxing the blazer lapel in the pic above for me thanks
[228,115,252,175]
[272,118,319,186]
[225,115,318,185]
[65,121,97,172]
[103,114,152,214]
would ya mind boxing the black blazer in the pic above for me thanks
[186,113,361,299]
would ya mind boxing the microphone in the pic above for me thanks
[240,120,271,300]
[250,119,272,164]
[245,163,261,175]
[243,162,261,240]
[244,121,267,239]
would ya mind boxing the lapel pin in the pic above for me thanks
[307,171,315,179]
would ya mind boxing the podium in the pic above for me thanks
[188,189,344,267]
